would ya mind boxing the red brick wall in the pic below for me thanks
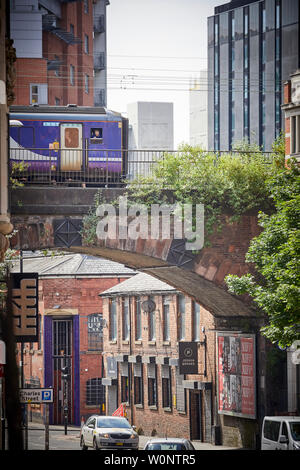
[102,293,217,440]
[13,59,48,105]
[13,0,94,106]
[20,275,130,421]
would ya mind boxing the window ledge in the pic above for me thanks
[109,340,117,345]
[163,341,171,346]
[149,405,158,411]
[163,407,172,413]
[135,404,144,409]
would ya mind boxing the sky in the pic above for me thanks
[106,0,226,148]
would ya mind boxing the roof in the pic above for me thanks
[10,252,136,277]
[100,272,177,297]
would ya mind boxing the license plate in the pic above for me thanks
[116,442,123,446]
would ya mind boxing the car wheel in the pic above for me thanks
[80,435,88,450]
[93,437,99,450]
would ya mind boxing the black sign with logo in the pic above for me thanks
[10,273,39,343]
[107,357,118,378]
[179,342,198,375]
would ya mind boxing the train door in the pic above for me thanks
[60,123,83,171]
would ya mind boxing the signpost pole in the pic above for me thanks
[45,404,49,451]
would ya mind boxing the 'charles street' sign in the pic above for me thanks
[179,342,198,375]
[10,273,39,342]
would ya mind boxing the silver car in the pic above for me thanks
[143,438,195,450]
[80,415,139,450]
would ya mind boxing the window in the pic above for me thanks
[87,314,103,351]
[243,6,250,140]
[122,297,130,341]
[90,128,103,142]
[229,10,235,148]
[275,0,282,137]
[55,97,60,106]
[84,34,89,54]
[259,1,266,149]
[177,295,185,341]
[133,363,143,406]
[214,15,220,151]
[148,296,156,341]
[86,378,105,407]
[70,65,75,86]
[85,74,89,94]
[30,84,48,105]
[193,301,200,341]
[109,299,117,341]
[84,0,88,14]
[121,375,129,403]
[163,296,170,342]
[135,297,142,341]
[70,24,74,36]
[263,420,281,441]
[148,364,157,407]
[162,366,171,409]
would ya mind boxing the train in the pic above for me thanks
[9,105,129,183]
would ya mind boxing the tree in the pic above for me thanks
[226,159,300,348]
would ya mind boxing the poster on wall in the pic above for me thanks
[217,333,256,419]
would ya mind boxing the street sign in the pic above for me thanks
[0,340,5,364]
[20,388,53,404]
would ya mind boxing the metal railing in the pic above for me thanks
[9,148,275,187]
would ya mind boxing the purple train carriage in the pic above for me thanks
[9,105,129,184]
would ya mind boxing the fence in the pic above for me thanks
[9,148,275,187]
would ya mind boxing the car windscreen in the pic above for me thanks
[147,443,187,450]
[96,418,131,429]
[289,422,300,441]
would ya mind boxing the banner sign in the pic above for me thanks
[179,342,198,375]
[217,333,256,419]
[112,403,126,417]
[10,273,39,342]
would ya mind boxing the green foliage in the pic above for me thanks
[124,141,283,236]
[226,158,300,348]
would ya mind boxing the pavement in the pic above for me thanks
[26,422,244,451]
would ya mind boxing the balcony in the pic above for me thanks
[94,15,105,34]
[94,53,105,71]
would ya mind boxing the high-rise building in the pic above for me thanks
[208,0,299,151]
[10,0,109,107]
[189,71,208,149]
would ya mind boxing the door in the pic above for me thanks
[52,319,73,425]
[60,123,83,171]
[189,391,203,441]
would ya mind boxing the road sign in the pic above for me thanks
[20,388,53,404]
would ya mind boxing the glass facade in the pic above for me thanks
[208,0,298,151]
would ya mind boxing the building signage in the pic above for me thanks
[217,333,256,419]
[20,388,53,404]
[179,342,198,375]
[10,273,39,342]
[107,357,118,378]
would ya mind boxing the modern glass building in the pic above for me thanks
[208,0,299,151]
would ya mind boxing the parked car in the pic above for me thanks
[261,416,300,450]
[80,415,139,450]
[143,438,195,450]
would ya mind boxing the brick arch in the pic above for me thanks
[10,213,261,323]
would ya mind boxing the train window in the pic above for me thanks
[19,127,34,148]
[65,127,79,148]
[90,128,103,143]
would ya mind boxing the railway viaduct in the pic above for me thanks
[10,185,263,331]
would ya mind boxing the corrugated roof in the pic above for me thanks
[10,252,136,277]
[100,272,177,297]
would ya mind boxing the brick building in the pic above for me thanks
[10,0,109,107]
[282,69,300,163]
[100,273,223,444]
[11,252,135,425]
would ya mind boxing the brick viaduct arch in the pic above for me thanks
[10,186,263,329]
